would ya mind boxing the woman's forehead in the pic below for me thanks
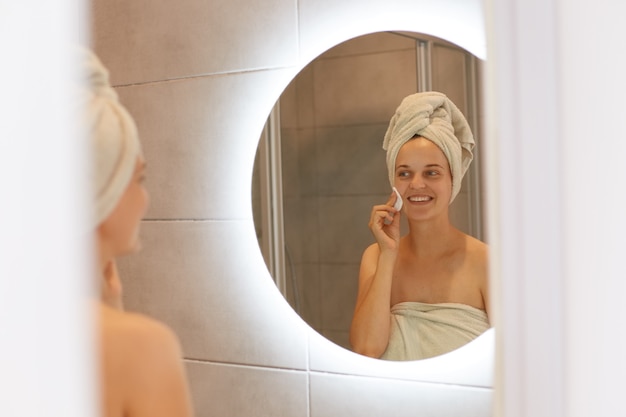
[396,138,448,166]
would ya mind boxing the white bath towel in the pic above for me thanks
[380,301,490,361]
[382,92,474,203]
[82,49,142,227]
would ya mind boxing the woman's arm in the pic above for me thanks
[350,244,397,357]
[349,191,401,358]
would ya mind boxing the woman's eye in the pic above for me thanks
[426,170,439,177]
[397,171,410,178]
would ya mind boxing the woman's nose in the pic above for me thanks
[409,175,426,189]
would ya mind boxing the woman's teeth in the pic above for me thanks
[409,195,432,202]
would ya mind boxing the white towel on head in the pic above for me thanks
[82,49,142,227]
[382,92,474,203]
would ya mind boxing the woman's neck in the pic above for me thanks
[405,215,458,257]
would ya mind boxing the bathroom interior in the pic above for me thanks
[3,1,626,417]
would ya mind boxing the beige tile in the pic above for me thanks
[319,31,416,59]
[449,190,471,235]
[290,262,322,331]
[310,372,492,417]
[317,195,383,263]
[293,127,319,196]
[114,68,294,220]
[280,65,315,129]
[186,361,308,417]
[280,128,319,200]
[432,43,469,114]
[116,219,308,370]
[319,263,359,332]
[294,65,316,128]
[283,195,320,263]
[315,124,390,196]
[92,0,298,85]
[313,49,417,127]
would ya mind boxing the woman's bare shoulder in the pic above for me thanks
[463,233,488,261]
[99,303,192,417]
[100,304,182,358]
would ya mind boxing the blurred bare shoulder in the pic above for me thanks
[99,303,193,417]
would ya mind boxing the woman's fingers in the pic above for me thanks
[369,205,396,226]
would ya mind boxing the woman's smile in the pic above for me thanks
[407,194,433,203]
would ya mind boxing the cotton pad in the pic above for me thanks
[392,187,403,211]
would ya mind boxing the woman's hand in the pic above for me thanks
[102,260,124,310]
[368,190,401,251]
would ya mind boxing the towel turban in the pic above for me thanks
[82,49,142,227]
[382,91,475,204]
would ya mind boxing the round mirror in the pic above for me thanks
[252,30,486,355]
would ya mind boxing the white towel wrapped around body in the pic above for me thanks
[382,91,475,203]
[380,301,490,361]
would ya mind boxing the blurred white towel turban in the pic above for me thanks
[382,91,475,204]
[83,49,142,227]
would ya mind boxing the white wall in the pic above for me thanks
[0,1,95,417]
[486,1,626,416]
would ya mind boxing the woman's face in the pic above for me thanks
[97,157,149,257]
[394,137,452,220]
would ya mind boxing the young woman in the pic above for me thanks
[350,92,490,361]
[84,49,194,416]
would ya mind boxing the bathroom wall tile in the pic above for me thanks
[280,127,318,200]
[432,43,469,114]
[318,195,385,263]
[315,124,390,196]
[281,128,319,199]
[186,361,308,417]
[294,65,316,128]
[280,80,299,129]
[289,263,321,331]
[114,68,295,221]
[449,190,471,235]
[92,0,298,85]
[117,219,308,370]
[280,127,300,198]
[312,49,417,127]
[280,65,315,129]
[294,127,319,196]
[319,263,359,333]
[283,195,320,263]
[310,372,492,417]
[318,31,416,60]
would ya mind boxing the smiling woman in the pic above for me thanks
[350,92,490,361]
[252,31,486,355]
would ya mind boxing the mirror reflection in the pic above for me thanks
[252,31,487,358]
